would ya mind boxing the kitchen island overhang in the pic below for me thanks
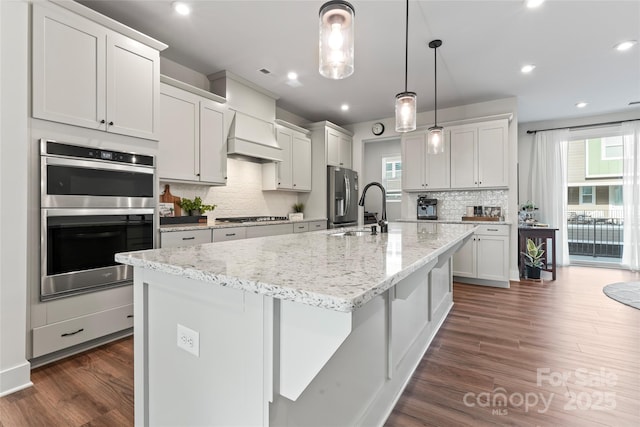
[116,222,475,426]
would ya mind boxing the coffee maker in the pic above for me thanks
[417,197,438,220]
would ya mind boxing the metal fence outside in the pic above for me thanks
[567,209,623,258]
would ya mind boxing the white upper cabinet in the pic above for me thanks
[450,119,508,189]
[158,82,226,185]
[326,128,352,168]
[32,3,162,140]
[263,123,311,192]
[401,130,450,191]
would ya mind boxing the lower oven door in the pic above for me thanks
[41,208,154,300]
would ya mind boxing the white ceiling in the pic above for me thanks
[78,0,640,126]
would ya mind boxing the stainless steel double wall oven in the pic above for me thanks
[40,139,155,300]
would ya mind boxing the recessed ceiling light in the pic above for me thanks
[576,102,588,108]
[341,104,349,111]
[615,40,637,51]
[172,2,191,16]
[521,64,536,74]
[287,72,298,81]
[526,0,545,9]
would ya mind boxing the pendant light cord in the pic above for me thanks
[404,0,409,92]
[433,44,437,125]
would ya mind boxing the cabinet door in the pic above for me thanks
[213,227,247,242]
[276,128,294,189]
[476,235,508,281]
[401,133,425,191]
[425,131,451,190]
[158,85,199,181]
[161,229,212,248]
[339,134,352,168]
[326,129,341,166]
[292,136,311,191]
[199,100,227,184]
[106,32,159,140]
[452,237,476,278]
[450,127,478,189]
[32,4,106,131]
[478,121,508,188]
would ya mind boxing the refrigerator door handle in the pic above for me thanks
[344,175,350,217]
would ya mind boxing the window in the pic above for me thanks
[609,185,623,206]
[382,156,402,201]
[601,137,623,160]
[580,186,594,204]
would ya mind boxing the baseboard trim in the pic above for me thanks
[0,361,32,397]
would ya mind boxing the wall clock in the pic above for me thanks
[372,122,385,136]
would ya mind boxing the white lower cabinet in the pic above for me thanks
[246,224,292,238]
[32,304,133,358]
[213,227,247,242]
[160,229,212,248]
[453,225,509,285]
[308,220,327,231]
[292,222,309,233]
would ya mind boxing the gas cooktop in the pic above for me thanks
[215,216,288,223]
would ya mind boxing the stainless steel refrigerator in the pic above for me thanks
[327,166,358,228]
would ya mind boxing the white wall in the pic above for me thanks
[362,139,401,221]
[0,0,32,396]
[518,109,640,205]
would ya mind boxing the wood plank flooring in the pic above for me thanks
[1,266,638,426]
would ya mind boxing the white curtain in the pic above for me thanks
[530,129,570,266]
[621,121,640,271]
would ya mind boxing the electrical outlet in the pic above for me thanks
[177,324,199,357]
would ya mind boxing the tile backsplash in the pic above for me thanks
[160,157,299,218]
[413,189,509,221]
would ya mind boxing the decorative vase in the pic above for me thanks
[289,213,303,221]
[526,265,541,280]
[189,209,201,217]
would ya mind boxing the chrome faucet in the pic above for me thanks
[358,182,388,233]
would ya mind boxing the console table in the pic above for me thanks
[518,227,558,280]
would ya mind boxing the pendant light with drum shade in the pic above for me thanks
[319,1,355,80]
[427,39,444,154]
[395,0,416,132]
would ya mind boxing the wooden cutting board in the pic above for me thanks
[461,216,500,222]
[160,184,181,217]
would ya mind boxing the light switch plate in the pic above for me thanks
[177,323,199,357]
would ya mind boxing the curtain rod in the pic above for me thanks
[525,119,639,134]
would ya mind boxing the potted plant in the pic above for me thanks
[521,238,545,279]
[289,203,304,221]
[179,197,216,217]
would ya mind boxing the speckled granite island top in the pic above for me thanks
[116,222,475,312]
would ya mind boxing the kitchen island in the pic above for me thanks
[116,222,475,426]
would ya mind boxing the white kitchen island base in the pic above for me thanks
[133,256,455,426]
[118,222,475,426]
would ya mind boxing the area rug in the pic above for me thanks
[602,281,640,310]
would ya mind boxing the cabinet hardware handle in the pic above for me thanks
[224,177,228,179]
[298,226,304,229]
[226,233,236,237]
[278,182,281,185]
[293,184,297,186]
[127,314,134,318]
[196,173,200,177]
[100,119,105,124]
[108,121,114,126]
[487,228,498,231]
[182,237,195,240]
[61,328,84,337]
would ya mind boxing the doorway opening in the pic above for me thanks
[567,132,623,267]
[363,138,402,222]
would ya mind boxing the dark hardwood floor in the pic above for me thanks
[1,266,638,426]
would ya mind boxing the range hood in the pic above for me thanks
[227,111,283,162]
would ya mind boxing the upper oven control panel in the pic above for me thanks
[42,140,154,167]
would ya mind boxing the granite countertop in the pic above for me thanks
[397,218,512,225]
[159,217,328,232]
[116,222,476,312]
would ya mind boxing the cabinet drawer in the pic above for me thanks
[293,223,309,233]
[308,220,327,231]
[161,229,212,248]
[33,304,133,358]
[475,225,509,236]
[213,227,247,242]
[246,224,292,239]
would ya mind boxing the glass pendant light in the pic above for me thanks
[319,1,355,80]
[427,39,444,154]
[395,0,416,132]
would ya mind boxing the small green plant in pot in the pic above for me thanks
[290,203,304,221]
[521,238,545,279]
[179,197,216,216]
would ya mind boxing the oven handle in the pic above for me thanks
[43,156,154,175]
[44,208,154,217]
